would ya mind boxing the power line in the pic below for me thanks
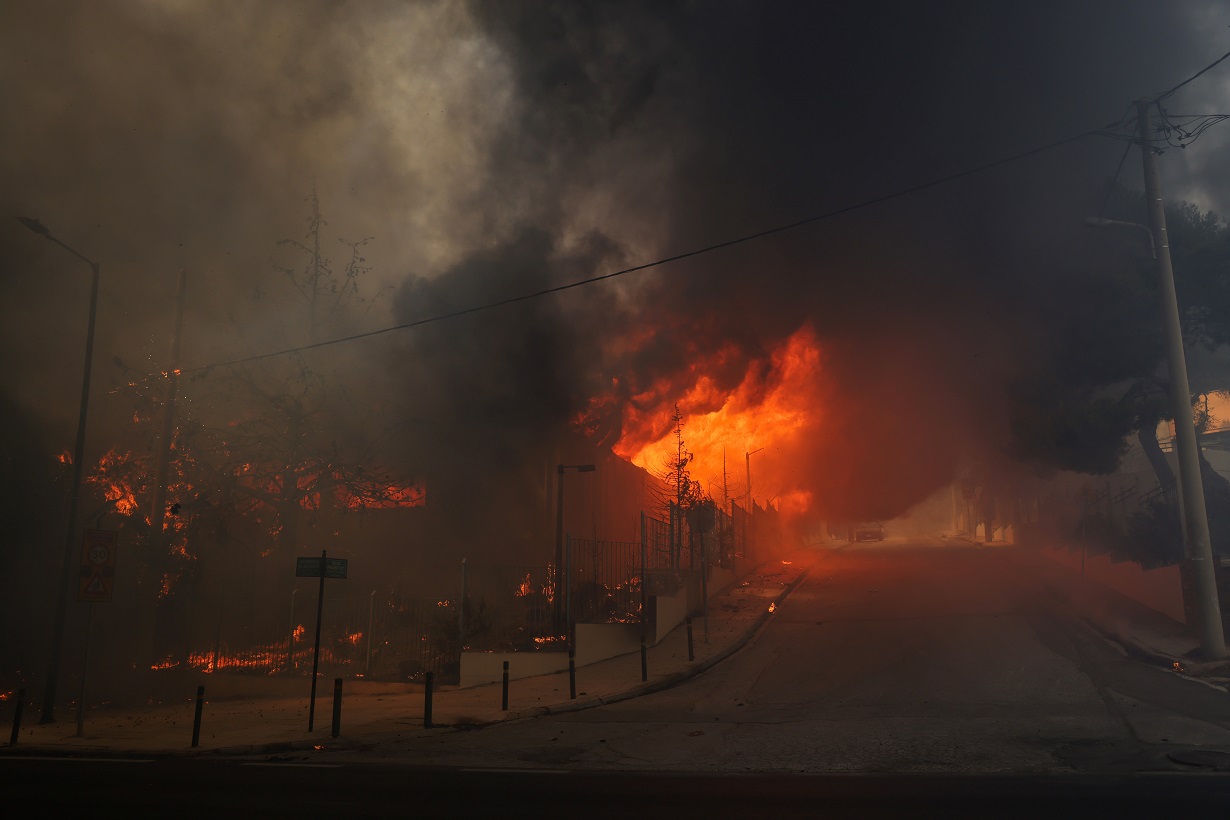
[175,126,1112,378]
[167,47,1230,379]
[1154,48,1230,103]
[1098,140,1134,217]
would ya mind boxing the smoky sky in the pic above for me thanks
[4,1,1230,527]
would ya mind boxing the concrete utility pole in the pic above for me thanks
[1137,98,1226,658]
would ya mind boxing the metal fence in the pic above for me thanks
[460,563,560,651]
[143,503,777,690]
[164,590,461,683]
[567,537,644,625]
[368,595,461,681]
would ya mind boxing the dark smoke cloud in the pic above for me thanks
[447,1,1230,520]
[3,1,1230,534]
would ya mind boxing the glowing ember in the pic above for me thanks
[88,447,142,515]
[768,602,776,613]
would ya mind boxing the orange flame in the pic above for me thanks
[610,326,823,517]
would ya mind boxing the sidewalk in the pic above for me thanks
[1009,545,1230,688]
[1,557,810,757]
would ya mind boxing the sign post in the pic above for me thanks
[76,529,117,737]
[79,529,117,602]
[296,551,349,731]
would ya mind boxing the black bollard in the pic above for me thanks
[424,671,434,728]
[8,688,25,746]
[330,678,343,739]
[568,650,577,699]
[191,685,205,748]
[640,634,648,681]
[686,617,694,662]
[501,660,509,711]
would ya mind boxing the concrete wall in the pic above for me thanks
[460,650,569,689]
[1039,545,1185,624]
[652,589,689,644]
[460,558,761,688]
[574,622,642,667]
[459,623,643,687]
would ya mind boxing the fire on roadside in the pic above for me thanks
[580,325,824,521]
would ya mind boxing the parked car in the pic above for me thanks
[853,521,885,541]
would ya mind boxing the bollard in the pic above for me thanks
[8,688,25,746]
[568,650,576,700]
[686,617,694,662]
[424,671,434,728]
[191,685,205,748]
[501,660,509,711]
[330,678,343,739]
[640,634,648,681]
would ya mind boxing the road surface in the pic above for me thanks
[309,539,1230,773]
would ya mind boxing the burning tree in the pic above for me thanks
[650,404,708,566]
[660,403,707,513]
[89,193,422,666]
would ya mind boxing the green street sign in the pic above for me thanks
[296,556,348,579]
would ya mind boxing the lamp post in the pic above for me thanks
[554,463,595,632]
[17,217,103,722]
[1083,218,1156,259]
[745,448,763,559]
[745,448,764,507]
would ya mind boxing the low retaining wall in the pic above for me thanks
[574,622,642,667]
[1039,545,1185,624]
[652,588,689,644]
[460,557,762,688]
[459,650,569,689]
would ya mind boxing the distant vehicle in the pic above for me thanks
[853,522,885,542]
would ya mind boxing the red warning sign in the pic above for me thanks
[79,529,117,603]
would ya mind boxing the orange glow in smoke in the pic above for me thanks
[612,326,823,516]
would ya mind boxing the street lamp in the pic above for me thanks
[745,448,763,558]
[554,463,595,632]
[17,217,102,723]
[745,448,764,506]
[1083,217,1156,259]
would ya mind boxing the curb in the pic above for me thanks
[551,567,811,712]
[7,566,813,758]
[436,566,811,724]
[1083,617,1229,689]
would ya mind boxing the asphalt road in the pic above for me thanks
[3,756,1230,819]
[7,539,1230,817]
[308,539,1230,774]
